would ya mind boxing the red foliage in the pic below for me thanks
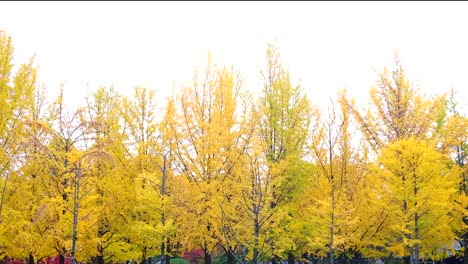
[5,259,24,264]
[182,248,204,264]
[43,253,72,264]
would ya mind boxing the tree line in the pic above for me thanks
[0,31,466,264]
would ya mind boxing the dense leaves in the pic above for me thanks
[0,31,466,264]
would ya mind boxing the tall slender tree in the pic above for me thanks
[170,56,243,264]
[307,95,369,264]
[437,91,468,264]
[239,43,313,264]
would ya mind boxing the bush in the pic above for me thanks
[170,258,190,264]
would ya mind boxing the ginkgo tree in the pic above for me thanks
[339,53,452,262]
[373,138,461,264]
[307,94,370,264]
[120,86,176,264]
[341,53,446,154]
[0,29,40,261]
[77,86,135,263]
[1,87,90,263]
[1,28,467,264]
[170,55,244,264]
[437,91,468,264]
[235,43,314,264]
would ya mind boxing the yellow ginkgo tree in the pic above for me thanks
[374,138,461,264]
[170,56,243,264]
[437,91,468,264]
[307,94,370,264]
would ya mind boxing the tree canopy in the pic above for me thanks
[0,30,466,264]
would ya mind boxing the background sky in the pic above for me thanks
[1,1,468,113]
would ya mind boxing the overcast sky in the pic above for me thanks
[1,1,468,113]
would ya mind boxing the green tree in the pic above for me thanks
[238,43,313,264]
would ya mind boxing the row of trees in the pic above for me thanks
[0,31,466,264]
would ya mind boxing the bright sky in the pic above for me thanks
[1,1,468,113]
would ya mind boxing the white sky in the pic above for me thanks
[1,1,468,113]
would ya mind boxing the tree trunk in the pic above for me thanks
[161,238,172,264]
[71,169,81,264]
[409,246,415,264]
[253,216,260,264]
[464,234,468,264]
[161,241,166,264]
[161,155,168,264]
[164,238,172,264]
[96,256,104,264]
[226,247,234,264]
[413,174,419,264]
[28,253,34,264]
[141,247,147,264]
[414,212,420,264]
[329,150,335,264]
[204,250,211,264]
[59,254,65,264]
[403,197,412,264]
[288,252,296,264]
